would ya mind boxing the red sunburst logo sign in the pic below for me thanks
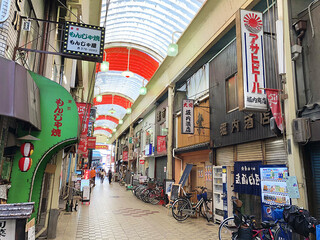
[244,13,263,33]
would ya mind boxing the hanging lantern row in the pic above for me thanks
[19,142,34,172]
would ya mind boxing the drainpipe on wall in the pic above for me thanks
[167,85,174,179]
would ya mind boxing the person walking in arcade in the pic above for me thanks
[108,169,112,184]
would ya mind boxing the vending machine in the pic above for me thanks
[213,166,235,223]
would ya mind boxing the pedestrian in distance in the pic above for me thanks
[108,169,112,184]
[100,169,106,183]
[90,167,96,187]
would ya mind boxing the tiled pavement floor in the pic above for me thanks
[55,179,219,240]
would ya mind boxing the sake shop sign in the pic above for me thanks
[181,99,194,134]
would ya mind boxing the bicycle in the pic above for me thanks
[171,186,212,222]
[147,182,165,205]
[273,205,319,240]
[218,196,277,240]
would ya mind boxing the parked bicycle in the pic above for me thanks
[171,186,212,222]
[218,196,277,240]
[273,205,319,240]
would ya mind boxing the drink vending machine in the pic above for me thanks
[213,166,236,223]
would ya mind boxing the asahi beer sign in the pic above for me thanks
[62,21,105,62]
[238,10,267,111]
[181,99,194,134]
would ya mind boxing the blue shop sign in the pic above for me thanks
[234,161,262,196]
[145,144,153,156]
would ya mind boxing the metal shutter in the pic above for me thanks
[265,138,287,165]
[310,144,320,219]
[216,146,234,166]
[236,141,263,162]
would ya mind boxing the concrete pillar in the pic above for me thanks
[278,0,307,208]
[47,151,63,239]
[167,85,174,179]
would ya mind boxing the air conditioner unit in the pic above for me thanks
[292,118,311,143]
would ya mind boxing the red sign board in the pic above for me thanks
[139,159,145,165]
[87,137,96,149]
[95,145,109,150]
[123,151,128,162]
[157,136,167,154]
[84,170,90,180]
[78,134,88,154]
[76,102,91,135]
[265,89,283,132]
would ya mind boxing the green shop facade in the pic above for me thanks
[7,70,79,225]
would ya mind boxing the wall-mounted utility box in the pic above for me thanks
[292,118,310,143]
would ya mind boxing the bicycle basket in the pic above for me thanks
[197,192,207,201]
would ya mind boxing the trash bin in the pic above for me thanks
[316,225,320,240]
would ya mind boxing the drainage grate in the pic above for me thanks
[64,213,72,215]
[109,196,120,198]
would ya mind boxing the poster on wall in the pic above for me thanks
[237,9,267,111]
[205,165,212,182]
[260,166,289,205]
[286,176,300,199]
[234,161,262,196]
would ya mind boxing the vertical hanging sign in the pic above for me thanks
[181,99,194,134]
[76,103,91,135]
[237,9,267,111]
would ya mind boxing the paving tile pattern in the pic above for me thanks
[55,180,219,240]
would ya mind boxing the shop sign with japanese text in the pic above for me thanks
[76,103,91,136]
[95,145,109,150]
[77,134,88,155]
[51,98,65,137]
[0,0,11,23]
[123,151,128,162]
[181,99,194,134]
[62,21,105,62]
[87,137,96,149]
[0,219,16,240]
[139,159,145,165]
[238,10,267,111]
[234,161,262,196]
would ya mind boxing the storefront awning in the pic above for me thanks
[8,71,79,221]
[174,142,210,154]
[0,57,41,130]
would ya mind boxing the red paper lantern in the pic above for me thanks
[20,142,34,156]
[19,157,32,172]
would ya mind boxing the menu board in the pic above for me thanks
[260,166,290,205]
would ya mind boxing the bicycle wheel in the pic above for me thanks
[200,201,212,221]
[148,190,160,205]
[218,217,238,240]
[172,198,191,221]
[274,226,294,240]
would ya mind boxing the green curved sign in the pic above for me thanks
[8,72,79,220]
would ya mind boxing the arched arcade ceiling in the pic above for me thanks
[93,0,206,141]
